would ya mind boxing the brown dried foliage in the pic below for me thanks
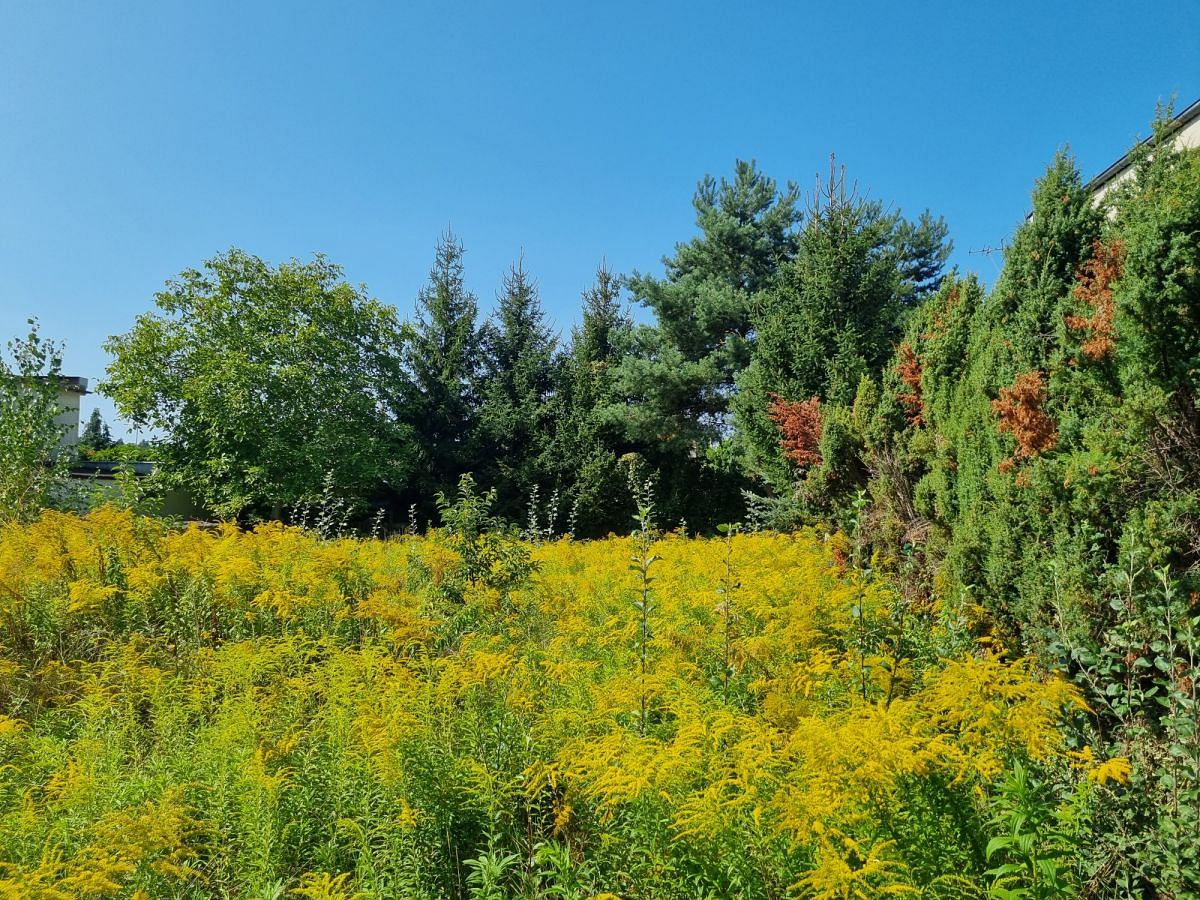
[1065,239,1124,361]
[993,371,1059,472]
[897,342,924,427]
[769,393,822,469]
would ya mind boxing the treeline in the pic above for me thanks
[102,158,951,536]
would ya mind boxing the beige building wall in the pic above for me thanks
[33,376,89,451]
[1091,102,1200,205]
[54,386,83,449]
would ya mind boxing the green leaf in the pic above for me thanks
[985,836,1013,860]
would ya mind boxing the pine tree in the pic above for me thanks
[613,161,801,453]
[402,232,480,508]
[474,256,559,520]
[597,162,800,529]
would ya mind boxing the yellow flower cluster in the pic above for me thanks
[0,509,1086,897]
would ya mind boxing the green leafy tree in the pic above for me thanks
[103,249,414,520]
[402,232,481,511]
[0,320,69,524]
[474,257,560,520]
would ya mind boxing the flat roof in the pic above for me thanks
[32,375,89,394]
[70,460,154,478]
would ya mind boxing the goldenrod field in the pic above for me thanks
[0,509,1109,898]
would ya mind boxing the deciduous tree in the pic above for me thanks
[104,250,414,520]
[0,320,69,523]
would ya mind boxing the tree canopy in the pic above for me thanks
[103,249,415,520]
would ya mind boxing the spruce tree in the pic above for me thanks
[735,161,951,490]
[79,408,115,451]
[573,262,627,377]
[403,232,480,508]
[474,257,559,520]
[554,263,634,536]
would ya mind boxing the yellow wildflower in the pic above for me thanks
[1088,756,1133,786]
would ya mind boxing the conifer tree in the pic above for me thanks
[573,262,627,377]
[735,160,951,490]
[79,408,115,451]
[940,153,1100,627]
[403,232,480,507]
[1114,118,1200,441]
[612,161,801,453]
[554,263,633,536]
[982,152,1102,378]
[599,162,800,528]
[474,257,559,520]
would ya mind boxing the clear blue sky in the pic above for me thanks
[2,0,1197,438]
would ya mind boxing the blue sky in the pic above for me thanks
[1,0,1197,437]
